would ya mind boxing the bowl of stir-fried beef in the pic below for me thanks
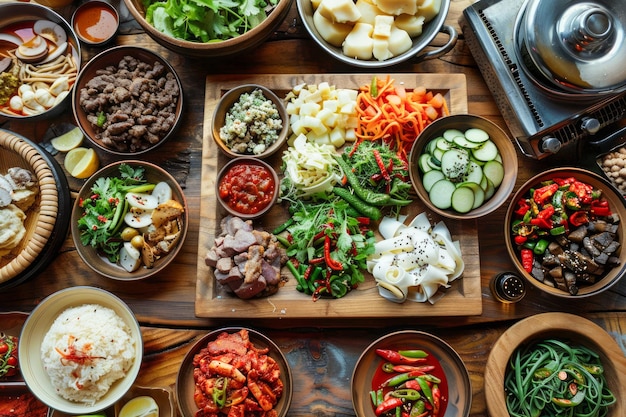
[72,46,183,156]
[175,327,292,417]
[505,167,626,298]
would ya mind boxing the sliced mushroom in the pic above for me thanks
[141,241,156,268]
[15,35,48,63]
[33,20,67,45]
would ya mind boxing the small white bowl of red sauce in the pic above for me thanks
[72,0,119,46]
[217,157,279,220]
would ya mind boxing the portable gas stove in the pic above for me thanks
[459,0,626,160]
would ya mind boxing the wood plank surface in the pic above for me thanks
[196,73,482,318]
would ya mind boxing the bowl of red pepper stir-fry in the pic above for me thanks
[505,168,626,298]
[352,330,471,417]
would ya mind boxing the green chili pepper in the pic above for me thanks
[398,349,428,358]
[370,76,378,98]
[383,372,411,387]
[582,363,603,375]
[533,367,553,380]
[96,111,106,127]
[391,388,421,401]
[409,399,426,417]
[416,376,434,406]
[212,377,228,408]
[551,190,564,208]
[533,238,549,255]
[552,389,585,407]
[550,225,566,235]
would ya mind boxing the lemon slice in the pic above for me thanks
[64,147,99,179]
[50,126,84,152]
[118,396,159,417]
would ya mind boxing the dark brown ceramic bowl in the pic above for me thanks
[408,114,518,220]
[0,3,81,121]
[71,160,188,280]
[212,84,289,159]
[122,0,293,57]
[72,46,183,156]
[504,167,626,298]
[216,157,279,220]
[176,327,292,417]
[352,330,471,417]
[485,313,626,417]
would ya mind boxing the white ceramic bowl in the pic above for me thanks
[19,286,143,414]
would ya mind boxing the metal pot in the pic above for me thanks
[296,0,456,68]
[515,0,626,96]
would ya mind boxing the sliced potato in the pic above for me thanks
[151,199,184,228]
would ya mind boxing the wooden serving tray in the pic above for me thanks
[196,73,482,319]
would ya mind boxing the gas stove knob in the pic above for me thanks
[581,117,600,134]
[539,136,561,154]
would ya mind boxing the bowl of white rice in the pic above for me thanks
[19,286,143,414]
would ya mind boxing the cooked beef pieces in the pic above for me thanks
[205,216,288,299]
[79,55,180,153]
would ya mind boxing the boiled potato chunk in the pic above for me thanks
[388,25,413,55]
[342,22,374,60]
[394,13,425,37]
[372,0,419,16]
[373,14,394,39]
[318,0,362,23]
[418,0,442,22]
[355,0,389,25]
[373,38,393,61]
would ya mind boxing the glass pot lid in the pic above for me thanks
[521,0,626,93]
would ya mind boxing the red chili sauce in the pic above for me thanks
[370,349,449,417]
[218,163,275,214]
[73,1,118,44]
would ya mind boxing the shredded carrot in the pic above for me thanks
[355,75,450,161]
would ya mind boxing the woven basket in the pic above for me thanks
[0,130,58,284]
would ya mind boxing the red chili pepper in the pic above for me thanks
[553,177,576,186]
[391,364,433,373]
[375,397,404,416]
[375,349,426,365]
[373,149,391,182]
[303,265,313,281]
[324,235,343,271]
[569,211,589,227]
[432,384,441,417]
[404,379,420,391]
[569,180,594,204]
[514,198,530,216]
[533,183,558,205]
[590,200,612,216]
[530,217,552,229]
[521,248,533,273]
[514,235,527,245]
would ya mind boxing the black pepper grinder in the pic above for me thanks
[490,272,526,303]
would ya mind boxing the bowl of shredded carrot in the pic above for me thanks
[408,114,518,220]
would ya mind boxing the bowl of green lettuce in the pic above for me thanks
[123,0,293,57]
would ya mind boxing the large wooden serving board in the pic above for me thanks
[196,73,482,319]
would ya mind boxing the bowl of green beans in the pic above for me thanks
[485,312,626,417]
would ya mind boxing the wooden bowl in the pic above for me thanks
[122,0,293,57]
[71,160,188,280]
[485,312,626,417]
[352,330,471,417]
[175,327,292,417]
[216,157,279,220]
[212,84,289,159]
[504,167,626,298]
[408,114,518,220]
[19,286,143,415]
[0,130,58,285]
[72,46,183,156]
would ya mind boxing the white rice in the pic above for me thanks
[40,304,136,405]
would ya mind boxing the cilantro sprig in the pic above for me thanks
[77,164,149,263]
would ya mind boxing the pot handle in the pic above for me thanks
[412,24,458,63]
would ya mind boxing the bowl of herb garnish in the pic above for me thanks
[122,0,293,57]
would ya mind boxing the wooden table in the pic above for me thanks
[1,1,625,416]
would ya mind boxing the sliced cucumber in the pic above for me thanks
[418,153,432,173]
[453,134,482,149]
[464,127,490,143]
[483,160,504,188]
[457,181,485,209]
[463,161,483,184]
[426,138,439,154]
[436,137,453,151]
[471,139,499,162]
[442,129,464,142]
[451,186,475,213]
[483,176,496,200]
[441,148,469,180]
[428,155,442,170]
[428,179,456,209]
[422,170,445,192]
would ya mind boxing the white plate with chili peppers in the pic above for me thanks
[351,330,471,417]
[505,167,626,298]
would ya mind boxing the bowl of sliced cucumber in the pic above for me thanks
[408,114,518,219]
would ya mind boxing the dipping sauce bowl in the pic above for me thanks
[72,0,119,46]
